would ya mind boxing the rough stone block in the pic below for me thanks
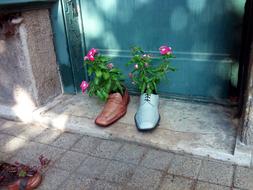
[71,135,101,154]
[34,128,62,144]
[37,168,69,190]
[58,173,94,190]
[0,136,27,154]
[18,124,47,140]
[115,143,147,165]
[198,160,234,186]
[55,151,86,172]
[40,145,66,164]
[91,180,122,190]
[52,132,82,149]
[92,139,122,159]
[160,175,194,190]
[168,155,201,179]
[141,149,174,171]
[234,166,253,189]
[101,160,135,184]
[195,181,230,190]
[14,141,48,161]
[126,167,163,190]
[76,156,109,178]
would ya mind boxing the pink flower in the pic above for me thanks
[80,80,89,93]
[159,45,172,55]
[90,48,97,54]
[89,55,95,61]
[88,48,97,56]
[128,73,133,78]
[85,48,98,61]
[134,64,139,69]
[107,63,114,69]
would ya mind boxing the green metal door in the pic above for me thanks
[64,0,246,101]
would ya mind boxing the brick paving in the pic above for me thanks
[0,119,252,190]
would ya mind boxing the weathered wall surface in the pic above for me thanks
[22,9,61,105]
[0,9,61,108]
[242,43,253,145]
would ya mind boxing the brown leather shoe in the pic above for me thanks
[0,162,42,190]
[95,89,130,127]
[8,172,42,190]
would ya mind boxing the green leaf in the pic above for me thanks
[141,83,146,93]
[94,78,99,85]
[95,70,102,77]
[88,67,93,76]
[103,72,110,80]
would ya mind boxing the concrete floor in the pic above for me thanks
[30,94,252,166]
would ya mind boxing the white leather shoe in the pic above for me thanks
[135,93,160,131]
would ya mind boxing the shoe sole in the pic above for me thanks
[134,114,160,132]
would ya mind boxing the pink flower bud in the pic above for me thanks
[107,63,114,69]
[128,73,133,78]
[134,64,139,69]
[144,62,149,67]
[80,80,89,93]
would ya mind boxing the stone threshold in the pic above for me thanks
[1,94,252,167]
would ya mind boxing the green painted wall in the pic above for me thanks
[77,0,245,101]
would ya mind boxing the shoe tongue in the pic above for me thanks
[109,92,122,101]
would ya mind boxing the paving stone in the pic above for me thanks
[0,134,16,151]
[18,124,47,140]
[91,180,122,190]
[127,167,163,190]
[115,144,147,165]
[37,168,69,190]
[195,181,230,190]
[55,150,86,172]
[71,135,101,154]
[0,136,27,154]
[1,122,27,136]
[76,156,109,178]
[92,139,122,159]
[52,132,82,149]
[0,118,6,127]
[0,151,15,162]
[168,154,201,179]
[141,149,174,171]
[160,175,194,190]
[14,141,48,161]
[33,128,62,144]
[40,145,66,163]
[58,173,94,190]
[198,160,234,186]
[101,160,135,183]
[234,166,253,189]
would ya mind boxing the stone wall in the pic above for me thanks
[0,9,61,121]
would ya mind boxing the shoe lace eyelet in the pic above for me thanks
[144,94,151,102]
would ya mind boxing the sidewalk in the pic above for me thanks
[24,94,252,166]
[0,118,253,190]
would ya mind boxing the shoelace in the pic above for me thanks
[144,94,151,102]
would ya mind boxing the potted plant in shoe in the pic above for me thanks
[127,45,175,131]
[80,48,130,127]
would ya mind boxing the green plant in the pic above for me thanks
[127,46,175,95]
[81,48,124,101]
